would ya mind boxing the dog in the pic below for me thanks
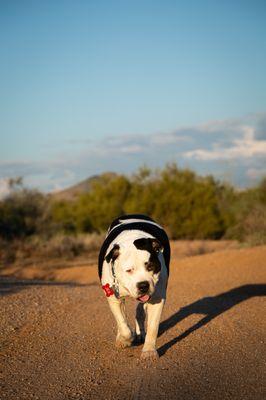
[98,214,170,360]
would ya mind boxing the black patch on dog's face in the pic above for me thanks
[105,244,120,263]
[133,238,163,274]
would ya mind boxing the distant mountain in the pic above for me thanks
[51,172,117,201]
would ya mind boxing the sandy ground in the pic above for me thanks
[0,244,265,399]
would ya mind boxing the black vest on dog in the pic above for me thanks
[98,214,170,280]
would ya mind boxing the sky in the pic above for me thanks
[0,0,266,196]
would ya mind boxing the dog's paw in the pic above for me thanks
[140,349,159,361]
[116,334,133,349]
[133,333,145,345]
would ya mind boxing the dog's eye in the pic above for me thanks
[145,262,153,272]
[126,268,133,273]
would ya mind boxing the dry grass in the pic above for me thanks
[170,240,240,259]
[0,233,104,268]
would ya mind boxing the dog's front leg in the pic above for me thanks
[107,296,133,348]
[141,298,165,360]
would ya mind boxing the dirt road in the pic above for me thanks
[1,245,266,399]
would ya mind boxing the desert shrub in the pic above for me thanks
[242,204,266,245]
[125,164,225,239]
[42,235,86,259]
[0,233,104,265]
[34,233,103,260]
[48,164,234,239]
[124,166,159,215]
[41,233,104,259]
[82,232,105,252]
[257,177,266,203]
[0,188,49,240]
[50,200,78,233]
[0,238,17,264]
[1,167,265,245]
[74,173,131,232]
[225,178,266,244]
[215,182,237,232]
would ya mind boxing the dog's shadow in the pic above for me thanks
[157,284,266,356]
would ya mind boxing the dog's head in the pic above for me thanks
[105,237,163,302]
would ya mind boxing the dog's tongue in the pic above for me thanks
[137,294,150,303]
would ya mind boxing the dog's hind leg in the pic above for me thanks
[134,302,147,344]
[107,297,134,349]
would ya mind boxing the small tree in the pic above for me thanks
[0,179,49,240]
[75,174,131,232]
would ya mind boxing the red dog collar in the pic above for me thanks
[102,283,114,297]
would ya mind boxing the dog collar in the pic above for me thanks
[102,283,120,298]
[102,261,120,298]
[102,283,114,297]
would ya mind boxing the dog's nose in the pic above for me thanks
[137,281,150,294]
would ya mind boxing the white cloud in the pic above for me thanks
[184,125,266,160]
[150,133,189,145]
[1,112,266,191]
[119,145,144,154]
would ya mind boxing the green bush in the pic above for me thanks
[75,173,131,232]
[0,188,48,240]
[50,200,78,233]
[0,167,265,245]
[125,164,225,239]
[225,178,266,244]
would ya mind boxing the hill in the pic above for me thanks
[51,172,118,201]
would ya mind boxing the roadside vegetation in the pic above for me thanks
[0,164,265,265]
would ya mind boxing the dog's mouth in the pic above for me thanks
[137,294,150,303]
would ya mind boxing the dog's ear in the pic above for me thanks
[105,244,120,263]
[134,238,163,253]
[151,239,164,253]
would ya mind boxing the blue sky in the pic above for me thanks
[0,1,266,195]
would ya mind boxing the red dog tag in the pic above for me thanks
[102,283,114,297]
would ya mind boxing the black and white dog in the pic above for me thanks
[98,214,170,360]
